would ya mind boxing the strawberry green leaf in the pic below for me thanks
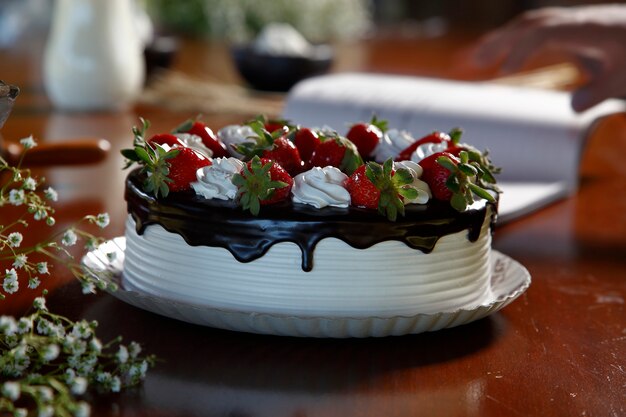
[448,128,463,145]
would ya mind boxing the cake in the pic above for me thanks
[121,116,499,319]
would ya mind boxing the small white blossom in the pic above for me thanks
[38,405,54,417]
[9,189,25,206]
[116,345,129,364]
[128,341,142,358]
[28,277,41,289]
[16,317,32,334]
[74,402,91,417]
[33,296,47,310]
[37,386,54,402]
[3,269,19,294]
[81,280,96,294]
[61,229,78,246]
[14,408,27,417]
[128,360,148,380]
[22,177,37,191]
[1,381,21,401]
[71,321,92,339]
[89,337,102,354]
[41,344,60,362]
[45,216,56,226]
[110,376,121,393]
[95,213,110,228]
[37,262,49,274]
[12,254,27,269]
[33,208,48,221]
[0,316,18,335]
[19,135,37,150]
[85,238,97,251]
[7,232,23,248]
[43,187,58,201]
[71,376,88,396]
[36,318,52,335]
[96,371,112,383]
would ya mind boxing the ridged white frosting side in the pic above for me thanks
[123,211,492,317]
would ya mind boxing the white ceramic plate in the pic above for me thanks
[82,237,531,338]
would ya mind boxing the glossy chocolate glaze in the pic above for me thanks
[125,170,497,271]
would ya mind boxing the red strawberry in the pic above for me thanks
[293,127,320,163]
[308,134,363,175]
[346,116,387,158]
[167,147,211,192]
[264,120,290,135]
[345,159,419,221]
[172,119,228,158]
[235,120,303,176]
[147,133,184,148]
[396,131,451,162]
[232,156,293,215]
[262,136,304,176]
[419,151,458,201]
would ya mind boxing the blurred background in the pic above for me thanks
[1,0,623,48]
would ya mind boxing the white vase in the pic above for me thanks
[43,0,145,111]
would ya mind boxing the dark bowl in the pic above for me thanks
[231,44,333,92]
[0,80,19,130]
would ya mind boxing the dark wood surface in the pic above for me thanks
[1,31,625,417]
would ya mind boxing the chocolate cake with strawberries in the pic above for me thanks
[121,116,500,318]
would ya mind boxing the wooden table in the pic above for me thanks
[1,31,625,417]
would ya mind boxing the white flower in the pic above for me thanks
[12,254,27,268]
[38,405,54,417]
[33,208,48,221]
[43,187,58,201]
[28,277,41,289]
[74,402,91,417]
[89,338,102,354]
[71,377,88,396]
[96,371,112,383]
[16,318,32,334]
[95,213,110,228]
[85,238,97,251]
[8,189,25,206]
[128,360,148,380]
[61,229,78,246]
[38,386,54,402]
[19,135,37,150]
[1,381,21,401]
[14,408,27,417]
[22,177,37,191]
[41,344,60,362]
[0,316,18,336]
[128,341,142,358]
[71,321,92,339]
[3,269,19,294]
[45,217,56,226]
[81,280,96,294]
[37,262,49,274]
[116,345,129,364]
[33,297,47,310]
[110,376,121,393]
[7,232,23,247]
[36,318,52,335]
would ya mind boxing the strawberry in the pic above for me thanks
[172,119,228,158]
[308,133,363,176]
[419,151,459,201]
[419,149,498,211]
[121,118,211,197]
[166,147,211,192]
[396,130,453,162]
[346,115,387,158]
[345,159,420,221]
[235,120,303,176]
[293,127,320,163]
[232,156,293,215]
[147,133,183,148]
[264,120,290,135]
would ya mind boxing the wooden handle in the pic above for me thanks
[4,138,111,167]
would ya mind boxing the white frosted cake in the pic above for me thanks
[121,117,499,323]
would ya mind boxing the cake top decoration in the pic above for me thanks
[121,115,500,219]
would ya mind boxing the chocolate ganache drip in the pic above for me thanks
[125,170,495,272]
